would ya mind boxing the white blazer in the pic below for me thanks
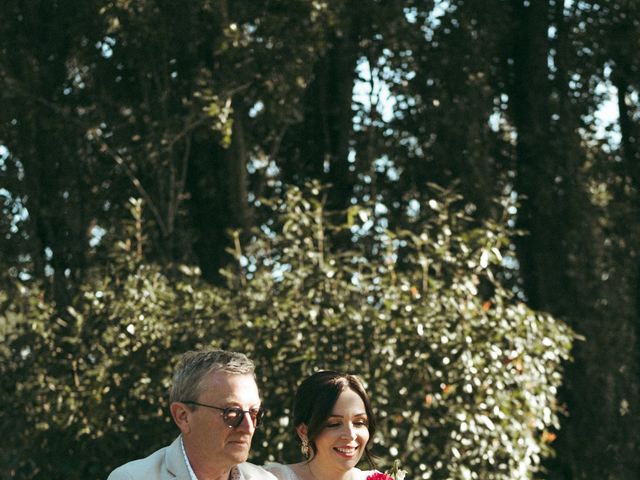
[107,436,278,480]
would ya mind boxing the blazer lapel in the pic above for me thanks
[164,436,191,480]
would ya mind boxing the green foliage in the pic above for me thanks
[0,199,222,477]
[221,184,574,479]
[0,185,574,479]
[1,1,637,477]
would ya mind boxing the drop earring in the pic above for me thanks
[301,439,311,458]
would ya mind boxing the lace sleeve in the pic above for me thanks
[263,463,299,480]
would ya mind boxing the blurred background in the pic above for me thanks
[1,1,638,479]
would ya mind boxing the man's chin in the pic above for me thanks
[226,444,250,462]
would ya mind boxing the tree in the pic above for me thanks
[2,1,639,478]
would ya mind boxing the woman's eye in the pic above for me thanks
[326,422,341,428]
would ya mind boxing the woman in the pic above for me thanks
[265,371,382,480]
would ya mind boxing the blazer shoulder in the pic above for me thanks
[107,465,133,480]
[106,445,170,480]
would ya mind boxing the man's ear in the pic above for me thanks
[296,423,308,442]
[170,402,192,435]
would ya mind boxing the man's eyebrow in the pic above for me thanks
[219,402,262,408]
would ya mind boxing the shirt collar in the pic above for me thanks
[180,436,199,480]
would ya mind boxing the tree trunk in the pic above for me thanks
[186,101,251,283]
[509,0,573,313]
[279,27,359,212]
[509,2,640,478]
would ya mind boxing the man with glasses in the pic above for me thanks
[108,350,277,480]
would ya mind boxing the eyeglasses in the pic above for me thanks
[181,401,266,428]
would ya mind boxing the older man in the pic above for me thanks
[108,350,277,480]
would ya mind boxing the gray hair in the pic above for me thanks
[169,350,255,404]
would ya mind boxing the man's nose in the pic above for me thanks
[236,411,256,432]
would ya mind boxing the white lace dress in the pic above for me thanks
[264,463,378,480]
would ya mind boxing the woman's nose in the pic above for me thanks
[340,424,357,439]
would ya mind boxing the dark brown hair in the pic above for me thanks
[293,371,376,466]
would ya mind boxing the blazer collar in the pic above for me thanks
[166,436,251,480]
[165,436,192,480]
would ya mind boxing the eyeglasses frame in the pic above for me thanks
[180,400,266,428]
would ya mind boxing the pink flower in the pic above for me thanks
[366,473,394,480]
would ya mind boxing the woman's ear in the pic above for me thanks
[296,423,308,441]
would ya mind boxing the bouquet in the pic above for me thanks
[366,460,407,480]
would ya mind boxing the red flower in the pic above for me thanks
[367,473,394,480]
